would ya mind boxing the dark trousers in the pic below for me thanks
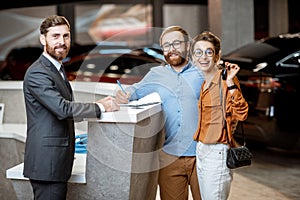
[30,179,68,200]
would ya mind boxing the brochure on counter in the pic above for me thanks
[119,92,162,108]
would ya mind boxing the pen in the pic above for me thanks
[117,80,126,93]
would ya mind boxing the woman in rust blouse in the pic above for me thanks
[191,31,248,200]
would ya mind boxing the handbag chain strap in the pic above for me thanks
[219,73,246,147]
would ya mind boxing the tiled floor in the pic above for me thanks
[155,147,300,200]
[229,173,289,200]
[155,172,290,200]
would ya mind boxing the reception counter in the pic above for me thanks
[81,103,164,200]
[1,81,164,200]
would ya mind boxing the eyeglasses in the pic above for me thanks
[193,48,214,57]
[161,40,186,52]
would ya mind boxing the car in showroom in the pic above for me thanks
[0,47,43,80]
[0,43,166,85]
[222,33,300,150]
[63,44,166,84]
[0,44,96,80]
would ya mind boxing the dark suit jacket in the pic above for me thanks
[23,55,101,182]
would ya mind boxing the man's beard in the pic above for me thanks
[46,43,70,62]
[164,50,188,67]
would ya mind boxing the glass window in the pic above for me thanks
[276,51,300,68]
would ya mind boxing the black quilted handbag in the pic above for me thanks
[218,74,253,169]
[226,143,253,169]
[226,123,253,169]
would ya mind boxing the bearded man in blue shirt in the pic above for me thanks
[116,26,204,200]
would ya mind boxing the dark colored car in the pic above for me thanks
[0,47,43,80]
[63,44,166,84]
[222,33,300,150]
[0,43,165,85]
[0,44,96,80]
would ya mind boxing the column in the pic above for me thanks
[208,0,255,55]
[269,0,288,37]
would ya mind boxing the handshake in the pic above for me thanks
[95,96,120,112]
[94,85,133,112]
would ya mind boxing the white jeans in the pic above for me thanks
[196,141,233,200]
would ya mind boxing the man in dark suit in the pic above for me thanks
[22,15,120,200]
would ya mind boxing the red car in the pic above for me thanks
[63,45,165,84]
[0,44,165,85]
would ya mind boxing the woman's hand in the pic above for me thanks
[224,62,240,86]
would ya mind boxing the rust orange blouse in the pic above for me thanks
[193,71,248,146]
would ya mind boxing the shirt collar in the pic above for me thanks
[43,52,62,71]
[204,70,221,88]
[211,70,222,85]
[166,61,193,73]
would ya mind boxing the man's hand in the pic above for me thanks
[96,96,120,112]
[115,90,130,104]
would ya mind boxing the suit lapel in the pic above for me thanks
[40,55,73,100]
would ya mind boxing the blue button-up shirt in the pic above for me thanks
[127,62,204,156]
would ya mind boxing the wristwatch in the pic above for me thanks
[228,84,238,90]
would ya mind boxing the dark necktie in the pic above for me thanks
[60,65,72,93]
[59,65,68,80]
